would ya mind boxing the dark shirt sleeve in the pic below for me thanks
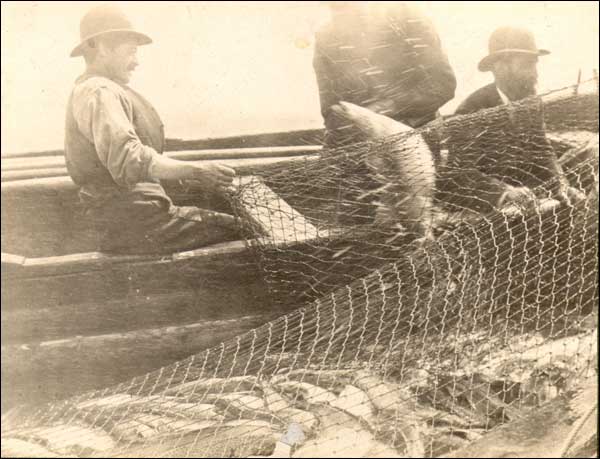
[313,36,337,121]
[72,84,159,188]
[375,2,457,121]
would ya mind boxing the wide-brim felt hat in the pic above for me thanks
[70,4,152,57]
[478,26,549,72]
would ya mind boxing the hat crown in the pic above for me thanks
[71,4,151,57]
[488,26,539,54]
[79,4,135,42]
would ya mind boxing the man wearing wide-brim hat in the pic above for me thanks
[65,4,239,254]
[455,26,550,115]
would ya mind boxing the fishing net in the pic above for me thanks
[1,81,598,458]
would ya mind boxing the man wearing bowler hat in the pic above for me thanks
[455,26,549,114]
[65,4,239,254]
[438,26,584,214]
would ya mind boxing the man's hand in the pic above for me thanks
[149,155,236,192]
[498,185,537,209]
[188,163,236,192]
[557,184,586,206]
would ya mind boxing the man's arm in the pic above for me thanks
[368,3,457,122]
[149,156,235,191]
[313,34,339,122]
[73,85,235,190]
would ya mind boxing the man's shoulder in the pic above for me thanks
[455,83,501,115]
[315,20,335,43]
[72,75,127,102]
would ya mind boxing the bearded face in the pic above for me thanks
[493,54,539,101]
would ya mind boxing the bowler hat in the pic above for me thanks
[70,4,152,57]
[478,26,549,72]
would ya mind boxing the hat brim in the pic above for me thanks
[70,29,152,57]
[478,48,550,72]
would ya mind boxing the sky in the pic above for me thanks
[1,1,599,154]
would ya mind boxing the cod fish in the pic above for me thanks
[263,384,318,435]
[112,420,278,458]
[274,381,338,408]
[1,437,68,458]
[293,404,402,458]
[331,101,435,239]
[164,375,260,398]
[12,424,115,456]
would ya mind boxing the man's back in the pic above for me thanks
[313,2,456,146]
[65,73,167,205]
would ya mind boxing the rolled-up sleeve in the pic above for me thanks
[72,85,159,187]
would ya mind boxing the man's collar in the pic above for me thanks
[78,69,128,87]
[495,85,511,105]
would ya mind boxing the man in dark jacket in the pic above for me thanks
[313,2,457,147]
[455,26,548,115]
[65,5,238,254]
[441,26,584,214]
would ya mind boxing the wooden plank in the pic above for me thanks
[1,157,65,170]
[1,168,69,181]
[236,176,321,245]
[0,146,322,173]
[1,248,262,314]
[0,239,250,279]
[1,155,319,184]
[168,145,321,161]
[1,129,325,159]
[0,176,75,192]
[0,148,63,160]
[1,313,280,412]
[1,274,277,344]
[164,128,324,151]
[1,252,25,267]
[7,315,266,350]
[0,253,26,278]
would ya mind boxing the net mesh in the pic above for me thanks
[1,81,598,458]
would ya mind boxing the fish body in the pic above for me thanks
[329,385,377,427]
[274,381,338,407]
[331,102,412,138]
[13,424,115,456]
[331,101,435,238]
[1,438,66,458]
[111,420,278,458]
[292,405,402,458]
[164,375,260,398]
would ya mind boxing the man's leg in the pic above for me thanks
[145,206,241,254]
[94,200,240,255]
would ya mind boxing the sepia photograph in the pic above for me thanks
[1,1,598,457]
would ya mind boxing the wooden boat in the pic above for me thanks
[2,122,596,413]
[1,129,325,412]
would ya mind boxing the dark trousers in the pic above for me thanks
[86,193,240,255]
